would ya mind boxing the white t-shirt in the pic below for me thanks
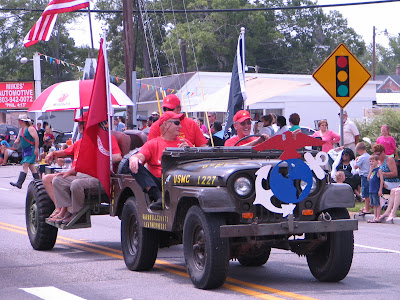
[341,118,359,146]
[259,126,275,136]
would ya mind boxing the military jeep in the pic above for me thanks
[25,131,358,290]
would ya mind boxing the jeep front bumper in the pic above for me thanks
[220,218,358,238]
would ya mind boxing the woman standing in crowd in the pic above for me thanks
[275,116,289,135]
[259,114,275,137]
[376,125,398,159]
[312,120,341,152]
[10,114,40,188]
[44,124,55,145]
[373,144,400,222]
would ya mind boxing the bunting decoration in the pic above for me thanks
[36,53,124,84]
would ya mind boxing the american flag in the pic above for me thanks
[24,0,90,47]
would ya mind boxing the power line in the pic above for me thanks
[1,0,399,14]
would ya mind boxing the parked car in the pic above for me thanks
[52,129,73,148]
[0,124,19,146]
[300,126,316,136]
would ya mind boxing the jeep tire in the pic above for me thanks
[26,180,58,250]
[306,208,354,282]
[121,197,159,271]
[238,245,271,267]
[183,206,229,289]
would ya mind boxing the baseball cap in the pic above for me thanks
[162,94,181,109]
[158,111,184,126]
[233,110,252,123]
[74,111,88,122]
[151,111,160,116]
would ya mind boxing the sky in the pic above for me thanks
[318,0,400,47]
[69,0,400,49]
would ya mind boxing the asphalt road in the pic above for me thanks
[1,165,400,300]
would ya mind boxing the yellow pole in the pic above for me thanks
[180,92,189,118]
[156,90,162,115]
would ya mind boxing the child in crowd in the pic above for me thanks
[335,170,346,183]
[367,155,384,223]
[355,142,371,216]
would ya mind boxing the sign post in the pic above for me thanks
[312,43,371,146]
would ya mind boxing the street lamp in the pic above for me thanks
[20,52,41,99]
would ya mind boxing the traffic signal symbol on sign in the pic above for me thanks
[312,43,371,109]
[336,56,349,97]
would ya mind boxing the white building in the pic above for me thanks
[131,71,377,131]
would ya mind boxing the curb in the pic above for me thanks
[349,211,400,225]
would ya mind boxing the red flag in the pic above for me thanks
[24,0,90,47]
[75,38,112,197]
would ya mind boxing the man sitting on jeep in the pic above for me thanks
[147,94,207,147]
[121,111,193,210]
[44,112,122,224]
[225,110,270,146]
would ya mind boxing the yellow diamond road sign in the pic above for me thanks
[312,43,371,109]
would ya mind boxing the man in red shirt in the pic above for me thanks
[43,112,122,224]
[225,110,269,146]
[122,111,193,210]
[148,94,207,147]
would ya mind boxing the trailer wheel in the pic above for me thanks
[26,180,58,250]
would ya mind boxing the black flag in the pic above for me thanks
[224,30,247,137]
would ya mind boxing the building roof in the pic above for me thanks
[376,75,400,92]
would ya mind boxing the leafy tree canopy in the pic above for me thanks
[0,0,91,89]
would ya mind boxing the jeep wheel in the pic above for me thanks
[238,246,271,267]
[183,206,229,289]
[26,180,58,250]
[306,208,354,282]
[121,197,159,271]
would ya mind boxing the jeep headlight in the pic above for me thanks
[300,176,318,194]
[234,177,252,197]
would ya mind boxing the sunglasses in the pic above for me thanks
[166,120,180,126]
[373,152,382,156]
[237,120,252,126]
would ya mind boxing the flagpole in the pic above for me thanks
[241,27,246,109]
[102,31,114,174]
[88,4,95,58]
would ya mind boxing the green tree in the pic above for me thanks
[96,0,367,77]
[355,109,400,151]
[0,1,90,89]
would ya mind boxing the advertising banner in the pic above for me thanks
[0,81,35,109]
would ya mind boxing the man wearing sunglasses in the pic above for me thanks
[148,94,208,147]
[125,111,193,210]
[225,110,270,146]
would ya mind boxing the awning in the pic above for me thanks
[190,77,309,112]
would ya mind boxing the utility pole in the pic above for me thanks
[372,26,376,81]
[122,0,136,129]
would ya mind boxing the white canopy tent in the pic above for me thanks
[190,77,310,112]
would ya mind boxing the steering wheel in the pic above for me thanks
[234,134,262,146]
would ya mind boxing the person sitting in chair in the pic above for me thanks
[120,111,192,210]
